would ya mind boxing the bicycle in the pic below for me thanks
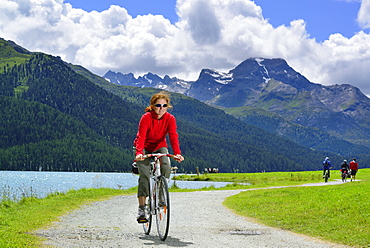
[323,169,330,183]
[135,153,178,241]
[341,169,350,182]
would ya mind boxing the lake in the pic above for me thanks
[0,171,231,201]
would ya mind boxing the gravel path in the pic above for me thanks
[37,180,351,248]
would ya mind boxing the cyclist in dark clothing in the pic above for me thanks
[340,160,349,171]
[340,159,350,181]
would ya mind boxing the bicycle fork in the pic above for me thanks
[148,160,161,215]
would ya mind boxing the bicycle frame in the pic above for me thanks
[148,155,162,216]
[137,153,175,241]
[146,153,174,215]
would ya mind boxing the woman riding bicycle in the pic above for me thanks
[133,91,184,223]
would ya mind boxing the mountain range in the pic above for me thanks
[1,37,369,173]
[104,58,370,153]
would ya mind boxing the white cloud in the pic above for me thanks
[182,0,221,45]
[0,0,370,96]
[357,0,370,28]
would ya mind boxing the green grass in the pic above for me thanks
[0,187,136,247]
[223,169,370,247]
[0,40,31,73]
[173,170,326,189]
[175,170,370,246]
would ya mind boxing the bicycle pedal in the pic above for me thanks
[137,218,148,223]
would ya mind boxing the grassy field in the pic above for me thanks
[1,169,368,247]
[225,180,369,247]
[0,187,136,247]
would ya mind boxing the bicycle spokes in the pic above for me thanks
[156,176,170,241]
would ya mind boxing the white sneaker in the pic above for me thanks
[137,208,147,223]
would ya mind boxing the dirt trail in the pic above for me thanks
[37,180,351,248]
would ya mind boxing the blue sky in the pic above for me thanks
[1,0,370,96]
[254,0,362,42]
[65,0,179,24]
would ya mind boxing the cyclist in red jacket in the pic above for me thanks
[133,91,184,223]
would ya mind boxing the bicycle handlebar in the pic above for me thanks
[134,153,180,162]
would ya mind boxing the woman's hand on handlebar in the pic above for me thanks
[174,154,184,162]
[135,153,184,162]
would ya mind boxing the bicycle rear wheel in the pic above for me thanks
[143,194,153,235]
[325,171,329,182]
[156,176,170,241]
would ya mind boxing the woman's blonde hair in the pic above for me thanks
[145,91,173,112]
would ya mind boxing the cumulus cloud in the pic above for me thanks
[0,0,370,96]
[182,0,221,45]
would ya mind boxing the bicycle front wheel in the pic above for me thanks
[143,193,153,235]
[155,176,170,241]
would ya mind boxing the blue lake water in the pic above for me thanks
[0,171,231,201]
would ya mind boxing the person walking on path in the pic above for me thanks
[133,91,184,223]
[349,158,359,181]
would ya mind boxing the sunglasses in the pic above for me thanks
[154,104,168,108]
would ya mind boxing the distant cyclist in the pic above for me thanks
[133,91,184,223]
[340,159,350,180]
[349,158,359,181]
[322,157,332,178]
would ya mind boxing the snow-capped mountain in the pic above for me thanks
[104,71,192,94]
[103,58,370,147]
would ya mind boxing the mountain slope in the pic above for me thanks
[224,106,370,156]
[0,95,128,171]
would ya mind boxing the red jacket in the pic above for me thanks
[350,161,358,170]
[134,111,181,156]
